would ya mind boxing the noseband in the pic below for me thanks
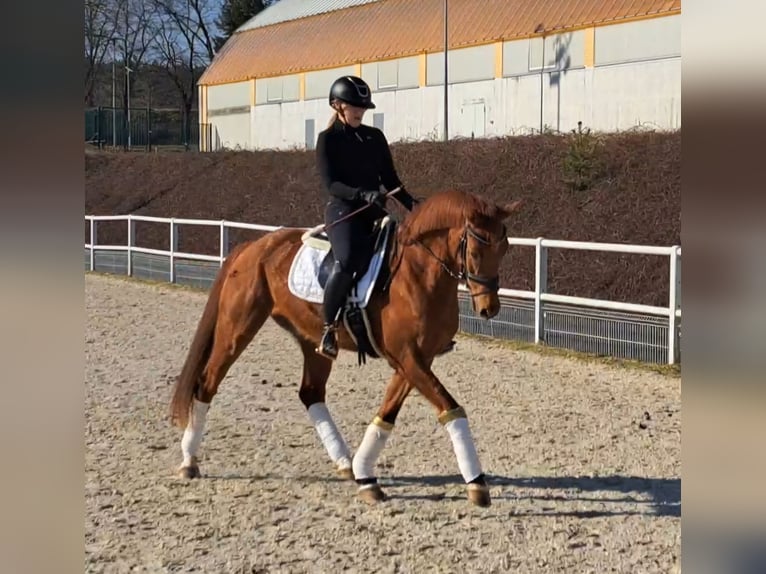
[415,224,505,298]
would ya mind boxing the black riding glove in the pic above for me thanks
[359,190,386,207]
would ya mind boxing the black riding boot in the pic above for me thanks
[317,262,354,359]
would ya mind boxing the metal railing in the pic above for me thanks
[84,214,681,365]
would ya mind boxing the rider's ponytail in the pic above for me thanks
[327,110,339,129]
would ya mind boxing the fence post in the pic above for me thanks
[127,215,135,277]
[667,246,681,365]
[90,219,97,271]
[169,219,178,283]
[96,106,102,148]
[219,221,229,265]
[146,107,151,152]
[183,112,188,150]
[535,237,547,344]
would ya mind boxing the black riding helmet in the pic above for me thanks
[328,75,376,109]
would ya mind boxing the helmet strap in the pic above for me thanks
[332,101,350,125]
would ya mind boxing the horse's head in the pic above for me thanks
[461,199,523,319]
[398,190,523,319]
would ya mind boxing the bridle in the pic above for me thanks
[414,223,506,298]
[378,193,507,299]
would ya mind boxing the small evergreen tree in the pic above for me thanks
[562,121,604,192]
[215,0,273,51]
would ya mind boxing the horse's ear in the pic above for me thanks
[497,199,524,220]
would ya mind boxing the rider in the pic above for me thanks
[314,75,419,359]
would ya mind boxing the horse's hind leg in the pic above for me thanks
[297,340,354,479]
[178,272,272,479]
[352,371,413,503]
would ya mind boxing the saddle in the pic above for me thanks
[307,217,393,290]
[288,217,397,364]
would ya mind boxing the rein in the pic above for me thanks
[318,186,402,235]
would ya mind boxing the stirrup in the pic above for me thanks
[316,325,339,360]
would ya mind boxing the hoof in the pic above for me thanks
[358,484,387,505]
[177,458,201,479]
[178,465,201,479]
[337,466,355,481]
[467,483,491,507]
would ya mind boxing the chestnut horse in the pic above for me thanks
[169,189,522,507]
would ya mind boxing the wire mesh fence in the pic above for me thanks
[541,303,669,364]
[87,249,672,365]
[85,107,200,150]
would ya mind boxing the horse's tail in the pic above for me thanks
[169,242,249,429]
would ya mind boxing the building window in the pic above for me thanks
[373,113,384,131]
[377,60,398,90]
[266,79,283,103]
[305,119,315,150]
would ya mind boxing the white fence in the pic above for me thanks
[85,214,682,365]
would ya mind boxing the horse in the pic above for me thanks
[168,189,523,507]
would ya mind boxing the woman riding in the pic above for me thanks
[314,75,419,359]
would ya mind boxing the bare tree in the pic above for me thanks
[187,0,218,61]
[107,0,157,116]
[84,0,116,105]
[85,0,158,109]
[153,0,217,61]
[151,0,217,145]
[117,0,156,69]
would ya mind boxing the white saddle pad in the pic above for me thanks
[288,233,390,308]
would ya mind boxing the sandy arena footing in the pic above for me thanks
[85,273,681,573]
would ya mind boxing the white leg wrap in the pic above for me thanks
[307,403,352,469]
[444,416,483,483]
[181,399,209,466]
[352,418,392,480]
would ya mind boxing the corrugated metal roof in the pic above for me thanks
[200,0,681,86]
[238,0,384,31]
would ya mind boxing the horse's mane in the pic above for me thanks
[398,189,504,244]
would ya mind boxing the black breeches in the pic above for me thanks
[324,201,376,276]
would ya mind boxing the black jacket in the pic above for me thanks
[316,118,416,211]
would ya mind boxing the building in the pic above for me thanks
[198,0,681,151]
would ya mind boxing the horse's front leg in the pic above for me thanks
[394,347,491,507]
[298,340,353,479]
[352,372,413,504]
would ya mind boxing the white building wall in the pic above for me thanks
[242,56,680,150]
[255,74,300,104]
[207,81,250,110]
[206,80,252,150]
[252,101,298,149]
[208,112,251,150]
[586,58,681,131]
[204,12,681,151]
[595,15,681,65]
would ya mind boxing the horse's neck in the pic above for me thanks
[393,228,461,295]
